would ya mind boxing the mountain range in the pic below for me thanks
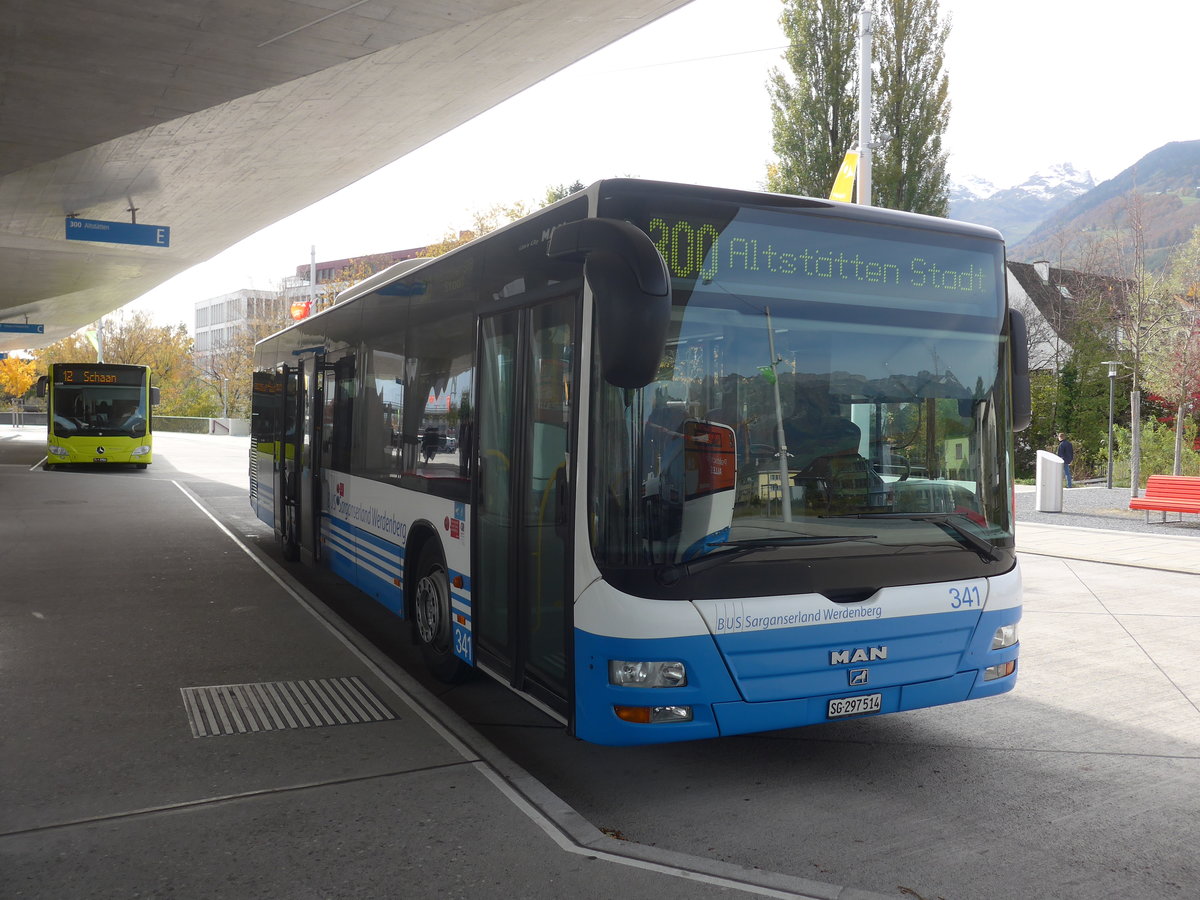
[949,140,1200,271]
[949,163,1097,245]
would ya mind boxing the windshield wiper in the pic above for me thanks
[823,513,1000,563]
[655,535,877,585]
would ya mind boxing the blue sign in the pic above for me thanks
[65,217,171,248]
[0,323,44,334]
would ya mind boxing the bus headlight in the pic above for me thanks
[48,446,70,457]
[991,624,1018,650]
[608,660,687,688]
[130,445,151,457]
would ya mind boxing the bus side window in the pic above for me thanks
[358,348,406,479]
[401,277,476,498]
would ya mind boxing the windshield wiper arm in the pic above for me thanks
[823,513,1000,563]
[655,535,877,585]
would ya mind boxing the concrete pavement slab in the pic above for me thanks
[5,431,1197,900]
[3,432,892,900]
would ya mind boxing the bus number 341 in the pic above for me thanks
[453,626,472,661]
[949,585,982,609]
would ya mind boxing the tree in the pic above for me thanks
[1055,326,1125,478]
[0,357,38,402]
[29,330,94,366]
[545,181,586,204]
[30,311,198,414]
[766,0,952,216]
[766,0,863,198]
[1102,195,1179,493]
[870,0,951,215]
[419,183,585,259]
[1146,225,1200,473]
[194,303,295,419]
[311,255,394,314]
[420,201,531,258]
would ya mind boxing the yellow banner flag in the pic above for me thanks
[829,151,859,202]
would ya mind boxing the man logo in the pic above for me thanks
[830,646,888,665]
[849,668,869,686]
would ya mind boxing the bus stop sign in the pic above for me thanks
[65,217,171,248]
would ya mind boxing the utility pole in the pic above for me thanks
[857,9,872,207]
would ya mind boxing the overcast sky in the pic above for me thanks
[129,0,1199,327]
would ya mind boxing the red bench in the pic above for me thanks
[1128,475,1200,523]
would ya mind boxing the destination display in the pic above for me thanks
[635,206,1003,318]
[54,366,146,387]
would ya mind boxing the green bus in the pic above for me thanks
[39,363,158,468]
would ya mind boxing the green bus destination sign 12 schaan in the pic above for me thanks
[65,217,171,248]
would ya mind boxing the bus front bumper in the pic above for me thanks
[47,441,152,465]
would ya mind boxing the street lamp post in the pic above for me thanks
[1102,361,1121,489]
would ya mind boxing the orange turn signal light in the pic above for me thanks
[614,706,653,724]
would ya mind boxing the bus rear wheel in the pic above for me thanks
[412,543,471,683]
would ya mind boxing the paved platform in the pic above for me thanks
[1016,521,1200,574]
[2,428,1196,899]
[0,430,882,900]
[1013,482,1200,574]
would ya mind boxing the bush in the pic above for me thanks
[1112,419,1200,486]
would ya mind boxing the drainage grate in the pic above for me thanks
[181,676,396,738]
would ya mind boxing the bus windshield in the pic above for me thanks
[52,379,149,438]
[590,196,1014,592]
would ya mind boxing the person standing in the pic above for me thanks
[1056,432,1074,488]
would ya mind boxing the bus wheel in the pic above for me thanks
[413,544,471,683]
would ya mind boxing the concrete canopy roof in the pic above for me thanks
[0,0,690,352]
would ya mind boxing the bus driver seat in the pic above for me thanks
[794,417,888,513]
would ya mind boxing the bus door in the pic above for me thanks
[474,296,576,718]
[301,353,326,564]
[277,363,301,559]
[278,358,320,563]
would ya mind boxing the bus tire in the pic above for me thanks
[412,543,471,683]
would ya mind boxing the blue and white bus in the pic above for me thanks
[250,179,1030,745]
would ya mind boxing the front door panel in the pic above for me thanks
[474,297,576,709]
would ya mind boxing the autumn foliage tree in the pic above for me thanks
[419,201,531,258]
[30,311,197,413]
[0,357,38,403]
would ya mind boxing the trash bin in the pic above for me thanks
[1035,450,1064,512]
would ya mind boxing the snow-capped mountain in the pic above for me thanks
[1012,140,1200,270]
[1005,163,1096,202]
[948,174,999,206]
[949,163,1096,243]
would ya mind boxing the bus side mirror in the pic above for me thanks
[150,387,161,406]
[547,217,670,389]
[1008,308,1031,433]
[36,375,47,399]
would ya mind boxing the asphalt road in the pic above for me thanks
[56,431,1200,900]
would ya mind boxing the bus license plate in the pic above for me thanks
[93,457,107,462]
[828,693,882,719]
